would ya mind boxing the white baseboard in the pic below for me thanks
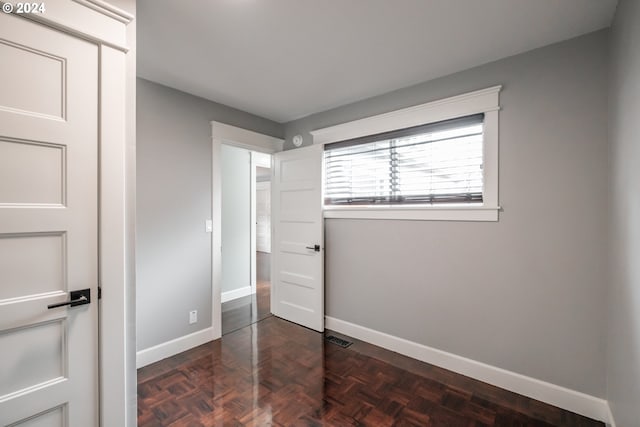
[325,316,611,424]
[221,286,254,303]
[136,327,214,369]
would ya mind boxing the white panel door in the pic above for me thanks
[271,144,324,332]
[0,13,99,426]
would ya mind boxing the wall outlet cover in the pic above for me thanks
[189,310,198,324]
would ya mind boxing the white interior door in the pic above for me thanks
[0,13,99,426]
[271,144,324,332]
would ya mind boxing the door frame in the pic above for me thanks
[4,3,137,426]
[211,121,283,339]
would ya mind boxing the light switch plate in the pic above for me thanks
[205,219,212,232]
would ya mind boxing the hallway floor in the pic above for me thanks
[137,317,603,426]
[221,279,271,335]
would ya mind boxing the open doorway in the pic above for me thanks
[220,145,272,335]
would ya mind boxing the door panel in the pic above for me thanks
[0,13,98,427]
[11,405,66,427]
[0,320,64,397]
[272,144,324,332]
[0,139,64,204]
[0,233,65,299]
[0,38,65,119]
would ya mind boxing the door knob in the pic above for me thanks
[305,244,321,252]
[47,288,91,309]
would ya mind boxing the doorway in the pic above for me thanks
[220,145,272,335]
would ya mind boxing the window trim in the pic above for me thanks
[310,86,501,221]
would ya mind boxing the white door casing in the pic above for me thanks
[0,12,98,426]
[271,144,324,332]
[211,121,284,340]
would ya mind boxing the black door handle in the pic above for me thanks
[48,288,91,309]
[305,244,321,252]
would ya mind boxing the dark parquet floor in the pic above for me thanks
[137,316,604,427]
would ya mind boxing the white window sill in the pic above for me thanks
[323,205,500,221]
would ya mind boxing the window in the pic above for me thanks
[311,86,500,221]
[324,114,484,206]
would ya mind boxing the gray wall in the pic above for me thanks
[284,31,609,396]
[607,0,640,424]
[136,78,282,351]
[221,144,251,294]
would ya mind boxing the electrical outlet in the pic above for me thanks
[189,310,197,324]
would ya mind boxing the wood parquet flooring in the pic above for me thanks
[137,317,604,427]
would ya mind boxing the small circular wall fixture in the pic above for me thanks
[292,134,303,147]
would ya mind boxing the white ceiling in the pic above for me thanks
[137,0,617,123]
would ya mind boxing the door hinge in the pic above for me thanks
[98,286,102,300]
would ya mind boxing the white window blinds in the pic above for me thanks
[323,114,484,205]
